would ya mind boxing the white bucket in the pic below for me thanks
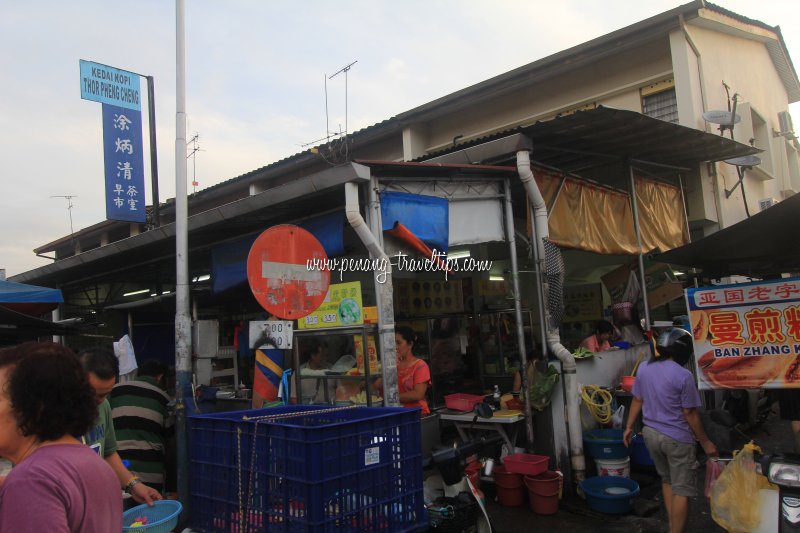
[595,457,630,478]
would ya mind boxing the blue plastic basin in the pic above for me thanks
[580,476,640,514]
[583,428,631,460]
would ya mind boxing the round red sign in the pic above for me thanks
[246,225,330,319]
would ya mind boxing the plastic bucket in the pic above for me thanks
[493,464,524,506]
[465,462,481,490]
[595,457,630,478]
[524,471,560,515]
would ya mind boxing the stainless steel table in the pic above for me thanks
[437,409,525,453]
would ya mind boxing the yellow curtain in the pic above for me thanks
[529,166,688,255]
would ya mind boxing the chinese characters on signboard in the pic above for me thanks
[102,104,145,223]
[688,277,800,389]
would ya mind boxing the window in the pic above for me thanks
[641,79,678,124]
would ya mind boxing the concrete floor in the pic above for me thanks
[443,405,795,533]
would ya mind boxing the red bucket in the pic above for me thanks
[493,464,524,507]
[524,471,561,515]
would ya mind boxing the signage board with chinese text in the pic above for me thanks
[563,283,603,322]
[102,104,145,223]
[297,281,363,329]
[688,277,800,389]
[80,60,141,111]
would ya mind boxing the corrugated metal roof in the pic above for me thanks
[415,106,759,189]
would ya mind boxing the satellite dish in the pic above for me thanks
[703,110,741,126]
[724,155,761,167]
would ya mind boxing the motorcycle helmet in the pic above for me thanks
[656,328,693,366]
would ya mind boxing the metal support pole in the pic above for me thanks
[365,178,399,407]
[628,163,651,329]
[174,0,192,514]
[504,178,535,449]
[146,76,161,227]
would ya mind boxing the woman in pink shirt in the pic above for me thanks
[0,342,122,532]
[579,320,614,353]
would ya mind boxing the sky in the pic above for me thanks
[1,0,799,278]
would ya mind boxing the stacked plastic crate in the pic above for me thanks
[189,405,425,532]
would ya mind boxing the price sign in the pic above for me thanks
[249,320,293,349]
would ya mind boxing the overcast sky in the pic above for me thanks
[1,0,798,278]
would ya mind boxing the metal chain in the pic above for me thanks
[236,427,244,532]
[242,404,360,423]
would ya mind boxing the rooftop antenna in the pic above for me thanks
[187,133,203,194]
[301,61,357,166]
[51,195,77,237]
[702,81,753,218]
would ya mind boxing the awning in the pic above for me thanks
[0,279,63,316]
[654,193,800,278]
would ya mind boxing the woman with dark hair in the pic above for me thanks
[0,342,122,531]
[388,326,431,415]
[579,320,614,352]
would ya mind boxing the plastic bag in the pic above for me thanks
[611,405,625,429]
[704,458,724,499]
[710,443,776,532]
[528,365,560,411]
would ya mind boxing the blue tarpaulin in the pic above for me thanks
[0,280,63,316]
[211,211,346,294]
[380,191,448,253]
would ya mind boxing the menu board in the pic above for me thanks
[688,277,800,389]
[563,284,603,322]
[394,279,464,316]
[297,281,363,329]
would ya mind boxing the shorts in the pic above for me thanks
[642,426,698,497]
[779,389,800,421]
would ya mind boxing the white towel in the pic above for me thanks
[114,334,138,376]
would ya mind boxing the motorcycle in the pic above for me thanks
[758,453,800,532]
[428,402,502,533]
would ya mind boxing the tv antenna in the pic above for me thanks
[51,195,77,236]
[187,133,203,194]
[702,81,753,217]
[301,60,357,166]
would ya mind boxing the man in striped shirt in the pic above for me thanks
[110,359,174,494]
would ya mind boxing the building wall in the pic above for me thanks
[406,38,674,158]
[689,24,798,229]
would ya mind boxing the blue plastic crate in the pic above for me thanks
[189,405,425,532]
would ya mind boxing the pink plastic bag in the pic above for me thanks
[705,458,724,499]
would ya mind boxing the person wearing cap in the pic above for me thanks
[623,328,717,533]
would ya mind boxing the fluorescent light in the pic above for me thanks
[150,293,158,297]
[162,290,171,295]
[489,275,505,282]
[192,274,211,282]
[448,250,471,260]
[123,289,150,297]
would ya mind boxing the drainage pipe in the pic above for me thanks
[517,150,586,483]
[344,181,399,407]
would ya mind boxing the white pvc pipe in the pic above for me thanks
[517,150,586,482]
[344,182,400,407]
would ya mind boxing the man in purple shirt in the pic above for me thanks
[624,329,717,533]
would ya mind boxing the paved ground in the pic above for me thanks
[470,405,795,533]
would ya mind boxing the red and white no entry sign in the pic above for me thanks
[246,225,330,319]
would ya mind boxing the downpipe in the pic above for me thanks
[517,150,586,483]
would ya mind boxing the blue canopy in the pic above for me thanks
[0,279,63,316]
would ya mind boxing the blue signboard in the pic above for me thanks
[80,60,141,111]
[102,104,146,223]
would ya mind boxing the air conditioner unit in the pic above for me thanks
[779,111,795,135]
[759,197,778,212]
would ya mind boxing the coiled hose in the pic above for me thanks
[581,385,614,425]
